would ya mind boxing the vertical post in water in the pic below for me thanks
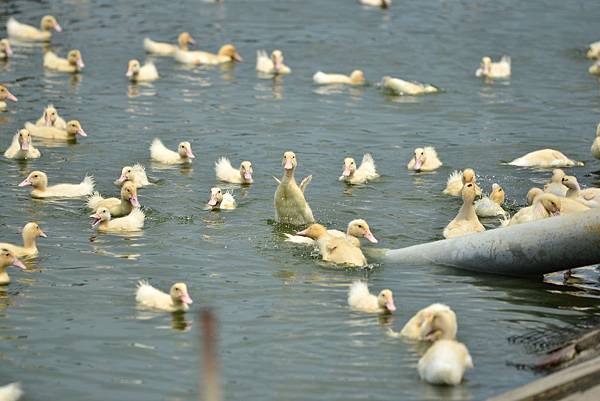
[200,309,221,401]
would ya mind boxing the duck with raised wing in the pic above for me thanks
[150,138,195,164]
[4,129,41,160]
[144,32,195,56]
[7,16,62,42]
[136,280,192,312]
[407,147,442,172]
[443,168,481,197]
[348,281,395,313]
[90,208,144,232]
[274,151,314,225]
[43,49,84,73]
[256,50,291,75]
[215,157,253,184]
[339,153,379,185]
[18,171,94,198]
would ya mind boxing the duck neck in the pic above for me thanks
[281,168,295,183]
[456,198,477,221]
[22,233,37,251]
[566,184,580,198]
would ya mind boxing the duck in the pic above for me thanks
[381,76,438,95]
[347,281,395,313]
[418,339,473,386]
[591,123,600,160]
[474,183,507,217]
[0,248,26,285]
[475,56,511,79]
[274,151,315,225]
[312,70,365,85]
[135,280,192,312]
[562,175,600,208]
[0,382,23,401]
[407,147,442,172]
[115,164,150,188]
[443,169,481,196]
[285,219,378,247]
[4,129,41,160]
[25,120,87,140]
[359,0,391,8]
[0,84,18,111]
[0,38,13,59]
[588,41,600,59]
[0,222,47,258]
[87,181,140,217]
[6,16,62,42]
[505,193,588,226]
[175,44,242,65]
[296,224,367,267]
[143,32,196,56]
[443,183,485,239]
[150,138,195,164]
[126,59,159,82]
[508,149,583,168]
[18,171,94,198]
[526,187,544,206]
[339,153,379,185]
[400,303,457,341]
[206,187,236,210]
[43,49,84,73]
[544,169,568,197]
[256,50,291,75]
[90,207,144,232]
[589,61,600,76]
[35,104,67,129]
[215,157,253,184]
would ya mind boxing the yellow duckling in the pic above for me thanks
[589,60,600,76]
[443,168,482,196]
[0,84,18,111]
[136,280,193,312]
[0,38,13,59]
[35,104,67,129]
[508,149,583,168]
[143,32,196,56]
[526,187,544,205]
[126,59,159,82]
[256,50,291,75]
[90,207,144,233]
[0,222,47,258]
[285,219,378,247]
[6,16,62,42]
[150,138,195,164]
[175,43,242,65]
[274,151,314,225]
[543,169,568,197]
[312,70,365,85]
[475,56,511,79]
[43,49,84,73]
[339,153,379,185]
[0,248,26,285]
[0,382,23,401]
[25,120,87,140]
[347,281,396,313]
[115,164,150,188]
[505,193,588,226]
[381,76,438,95]
[215,157,253,184]
[296,224,367,267]
[87,181,141,217]
[418,339,473,386]
[562,175,600,208]
[400,303,457,341]
[4,129,41,160]
[407,147,442,172]
[587,41,600,59]
[474,183,507,218]
[206,187,236,210]
[443,183,485,239]
[18,171,94,198]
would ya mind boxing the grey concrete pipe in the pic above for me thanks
[383,209,600,277]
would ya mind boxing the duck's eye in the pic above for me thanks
[292,155,295,159]
[33,174,38,178]
[358,225,363,228]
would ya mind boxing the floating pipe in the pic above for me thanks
[383,209,600,277]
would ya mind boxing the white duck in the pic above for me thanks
[4,129,41,160]
[588,41,600,59]
[475,56,511,79]
[175,44,242,65]
[347,281,396,313]
[562,175,600,208]
[215,157,253,184]
[526,187,544,206]
[313,70,365,85]
[126,59,159,82]
[0,248,27,285]
[274,151,314,225]
[0,38,13,59]
[591,123,600,160]
[35,104,67,129]
[504,193,588,226]
[443,169,481,197]
[508,149,583,168]
[407,147,442,172]
[285,218,378,247]
[0,382,23,401]
[7,16,62,42]
[443,183,485,239]
[143,32,195,56]
[359,0,391,8]
[90,207,144,232]
[0,84,18,111]
[115,164,151,188]
[339,153,379,185]
[150,138,195,164]
[43,49,84,73]
[25,120,87,140]
[0,222,47,258]
[87,181,140,217]
[136,280,193,312]
[296,224,367,267]
[206,187,236,210]
[19,171,94,198]
[418,339,473,386]
[589,61,600,76]
[544,169,568,197]
[256,50,291,75]
[474,183,507,218]
[381,76,438,95]
[400,303,457,341]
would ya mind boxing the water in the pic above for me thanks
[1,0,600,400]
